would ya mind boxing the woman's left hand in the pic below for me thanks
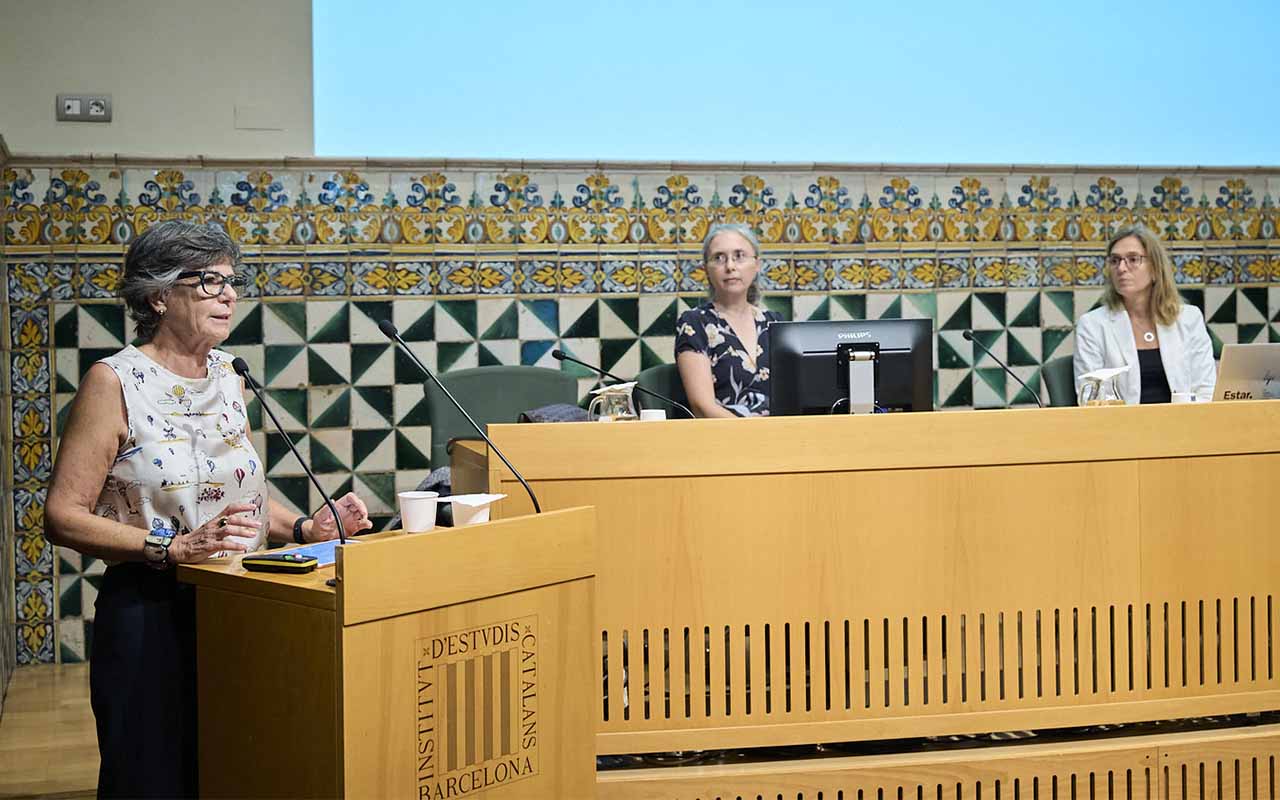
[307,492,374,542]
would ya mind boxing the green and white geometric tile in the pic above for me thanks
[226,301,263,346]
[828,294,867,320]
[792,295,829,321]
[638,337,674,370]
[267,476,311,516]
[307,343,350,386]
[351,428,396,472]
[1042,329,1074,364]
[599,338,640,378]
[902,292,936,325]
[599,297,639,338]
[389,298,433,342]
[1072,288,1105,321]
[395,469,433,495]
[350,342,394,385]
[558,297,599,338]
[395,427,432,471]
[264,344,308,387]
[973,363,1008,409]
[394,384,430,427]
[1204,287,1236,326]
[762,295,792,320]
[1042,290,1074,328]
[478,298,518,340]
[1237,287,1268,325]
[1007,290,1041,329]
[351,385,394,429]
[265,301,307,344]
[937,368,973,408]
[865,291,906,320]
[265,431,311,476]
[520,340,558,368]
[309,428,353,475]
[350,300,394,343]
[310,386,351,429]
[971,291,1005,330]
[638,297,679,336]
[223,344,265,383]
[477,339,519,367]
[1006,327,1042,369]
[435,299,476,342]
[436,342,477,372]
[936,330,972,370]
[518,299,559,340]
[968,329,1006,371]
[261,387,308,431]
[937,292,970,331]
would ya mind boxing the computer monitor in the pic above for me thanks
[769,319,933,414]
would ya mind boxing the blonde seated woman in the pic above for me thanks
[1074,224,1216,404]
[675,224,783,417]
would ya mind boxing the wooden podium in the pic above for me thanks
[178,507,597,799]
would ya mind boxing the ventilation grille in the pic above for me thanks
[597,735,1280,800]
[600,597,1277,731]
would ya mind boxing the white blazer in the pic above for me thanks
[1073,303,1216,404]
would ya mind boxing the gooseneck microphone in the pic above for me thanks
[962,330,1045,409]
[550,349,695,419]
[232,357,347,544]
[377,319,542,514]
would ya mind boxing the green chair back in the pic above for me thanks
[1042,355,1077,407]
[424,366,578,466]
[633,363,690,417]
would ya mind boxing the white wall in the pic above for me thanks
[0,0,313,158]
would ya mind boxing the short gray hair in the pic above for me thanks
[701,223,762,304]
[120,220,240,341]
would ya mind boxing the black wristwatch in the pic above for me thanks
[143,533,174,570]
[292,516,309,544]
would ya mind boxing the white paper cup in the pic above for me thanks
[397,491,439,533]
[1171,392,1194,404]
[639,408,667,421]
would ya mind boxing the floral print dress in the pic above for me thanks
[95,346,268,557]
[675,302,782,416]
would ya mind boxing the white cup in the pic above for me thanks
[639,408,667,421]
[397,491,439,533]
[1171,392,1194,404]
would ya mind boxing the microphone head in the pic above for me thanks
[550,349,566,361]
[231,357,251,376]
[377,319,399,338]
[961,329,974,341]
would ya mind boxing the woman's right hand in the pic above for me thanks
[167,502,261,564]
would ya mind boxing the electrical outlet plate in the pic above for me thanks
[56,94,112,122]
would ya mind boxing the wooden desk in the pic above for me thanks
[179,508,597,799]
[461,402,1280,757]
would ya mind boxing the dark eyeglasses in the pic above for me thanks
[175,270,249,297]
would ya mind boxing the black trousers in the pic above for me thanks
[90,563,198,799]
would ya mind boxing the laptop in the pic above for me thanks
[1213,343,1280,401]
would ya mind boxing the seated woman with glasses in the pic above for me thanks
[1073,224,1216,404]
[44,220,374,798]
[675,223,783,417]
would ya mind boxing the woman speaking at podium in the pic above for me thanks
[1073,224,1216,404]
[676,223,783,417]
[44,221,373,798]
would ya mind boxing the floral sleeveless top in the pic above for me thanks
[95,346,268,558]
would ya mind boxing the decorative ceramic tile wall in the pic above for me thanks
[6,161,1280,664]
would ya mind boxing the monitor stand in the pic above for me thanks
[837,342,879,414]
